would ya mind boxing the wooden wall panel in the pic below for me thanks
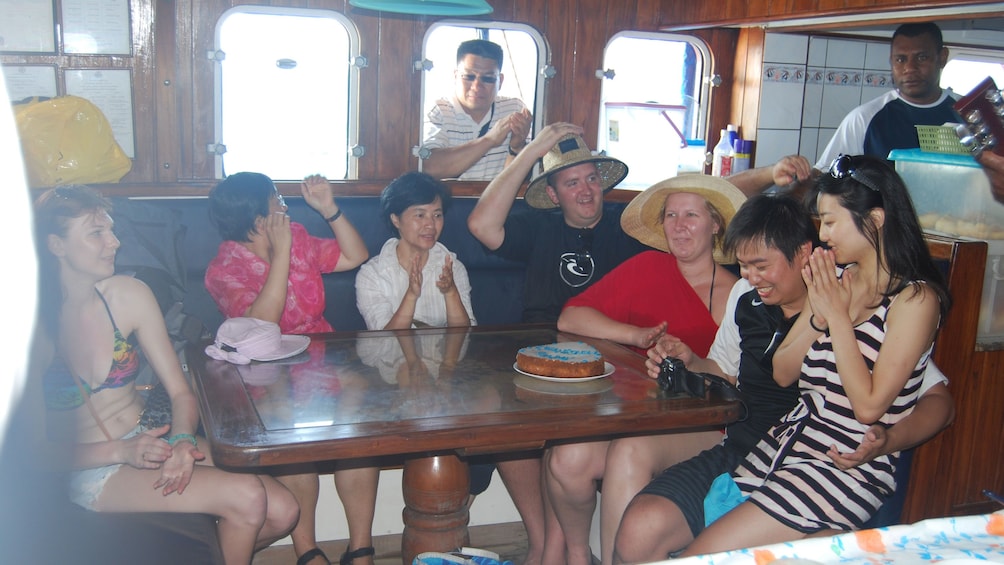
[571,0,606,141]
[660,0,1003,29]
[902,347,1004,521]
[665,2,705,29]
[540,0,581,126]
[958,349,1004,513]
[634,0,664,31]
[733,28,764,158]
[744,0,771,20]
[692,28,739,152]
[371,15,424,180]
[352,6,379,180]
[172,0,197,180]
[605,0,637,49]
[778,0,822,17]
[121,0,157,183]
[154,0,180,182]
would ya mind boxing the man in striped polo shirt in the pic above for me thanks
[421,39,532,180]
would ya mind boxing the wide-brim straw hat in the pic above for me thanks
[621,174,747,264]
[524,134,628,209]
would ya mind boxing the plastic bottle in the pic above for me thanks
[677,140,707,175]
[726,124,739,148]
[711,129,733,177]
[731,139,751,174]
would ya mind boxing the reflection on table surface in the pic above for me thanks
[190,325,741,468]
[239,326,648,431]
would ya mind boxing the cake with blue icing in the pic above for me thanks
[516,341,605,378]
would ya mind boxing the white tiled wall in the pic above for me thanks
[763,33,808,65]
[864,42,891,70]
[819,68,862,128]
[756,33,893,170]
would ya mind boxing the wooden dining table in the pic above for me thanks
[188,325,742,564]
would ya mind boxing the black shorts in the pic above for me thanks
[469,463,495,496]
[637,444,742,538]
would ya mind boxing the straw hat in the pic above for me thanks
[620,175,747,263]
[524,134,628,209]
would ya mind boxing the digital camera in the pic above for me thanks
[657,356,748,420]
[657,356,706,397]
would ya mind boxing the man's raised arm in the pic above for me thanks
[468,122,582,250]
[725,154,815,198]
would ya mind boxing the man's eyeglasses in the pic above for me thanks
[458,72,498,85]
[828,154,881,193]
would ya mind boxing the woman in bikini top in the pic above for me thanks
[27,185,299,563]
[42,289,140,413]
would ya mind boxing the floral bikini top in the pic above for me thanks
[43,290,140,411]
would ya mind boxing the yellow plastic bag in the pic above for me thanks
[14,95,132,187]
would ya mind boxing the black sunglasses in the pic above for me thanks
[458,73,498,84]
[828,154,881,193]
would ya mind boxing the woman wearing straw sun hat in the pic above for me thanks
[547,174,746,565]
[558,173,747,349]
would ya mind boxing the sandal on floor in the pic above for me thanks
[296,547,331,565]
[339,546,375,565]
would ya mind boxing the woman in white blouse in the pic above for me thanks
[355,172,475,330]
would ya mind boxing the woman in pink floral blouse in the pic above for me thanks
[205,171,375,565]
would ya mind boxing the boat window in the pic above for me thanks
[418,22,546,159]
[598,32,712,190]
[214,7,359,181]
[943,48,1004,96]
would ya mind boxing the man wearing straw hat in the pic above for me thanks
[467,123,649,565]
[469,123,650,323]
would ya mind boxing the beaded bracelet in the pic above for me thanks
[167,433,197,447]
[324,209,343,223]
[809,314,827,333]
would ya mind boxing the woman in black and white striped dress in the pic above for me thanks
[681,154,951,556]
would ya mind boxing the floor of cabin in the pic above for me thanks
[253,521,529,565]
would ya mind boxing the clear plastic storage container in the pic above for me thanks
[890,149,1004,345]
[889,149,1004,240]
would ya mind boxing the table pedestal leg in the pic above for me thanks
[401,454,470,565]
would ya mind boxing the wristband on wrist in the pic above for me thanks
[167,433,197,447]
[508,145,520,157]
[809,314,827,333]
[324,209,343,223]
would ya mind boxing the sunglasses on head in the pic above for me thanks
[827,154,881,193]
[458,73,498,84]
